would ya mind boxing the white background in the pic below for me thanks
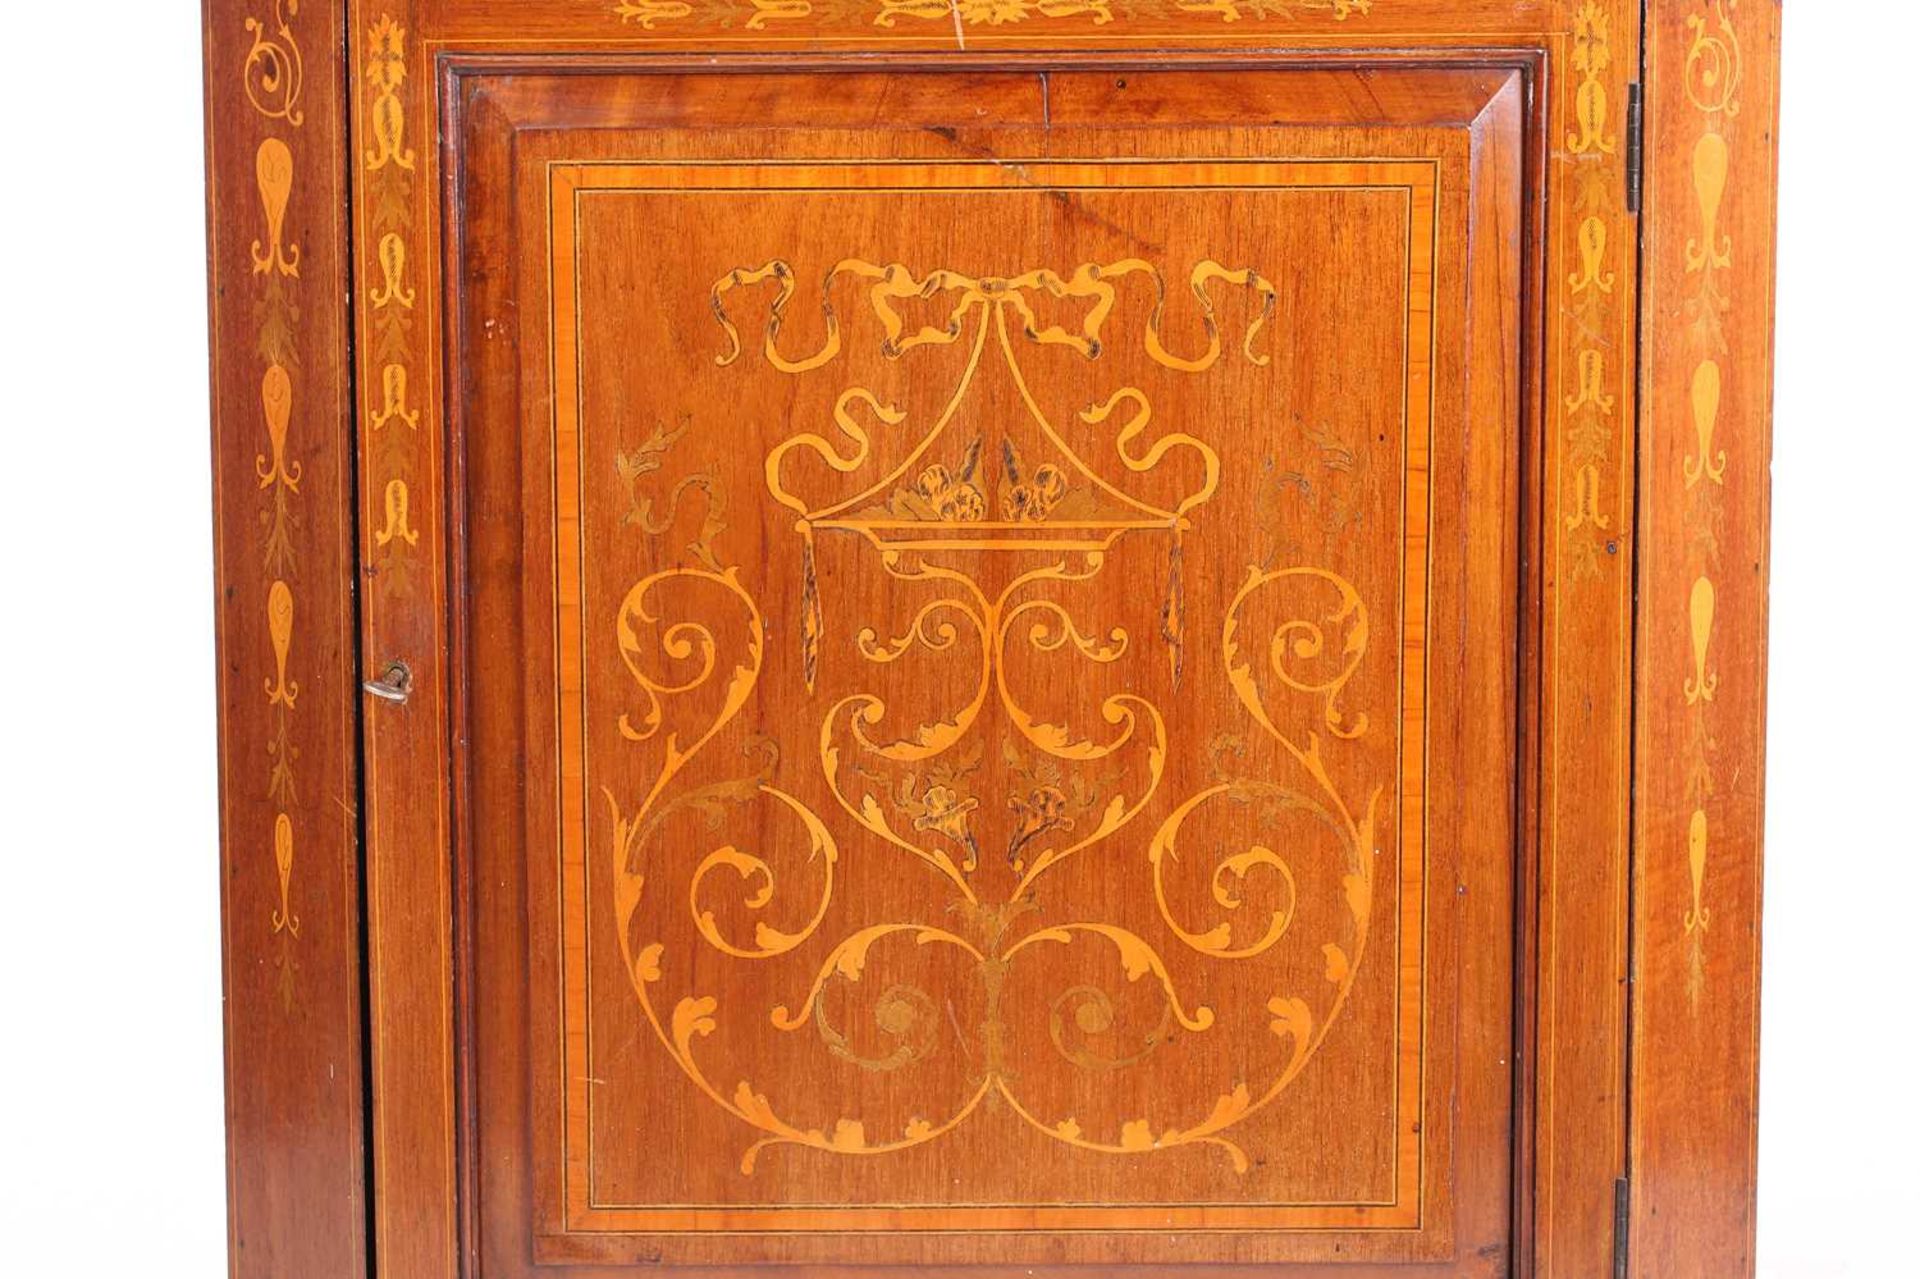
[1,5,1913,1275]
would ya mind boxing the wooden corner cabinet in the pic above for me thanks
[202,3,1779,1275]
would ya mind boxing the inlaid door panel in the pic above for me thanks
[456,64,1523,1273]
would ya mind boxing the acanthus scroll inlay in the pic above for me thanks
[602,249,1387,1177]
[1559,0,1630,585]
[242,0,304,126]
[1567,1,1619,156]
[361,13,423,600]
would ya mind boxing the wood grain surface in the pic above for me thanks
[1630,4,1781,1277]
[204,2,367,1277]
[448,60,1523,1274]
[200,3,1779,1275]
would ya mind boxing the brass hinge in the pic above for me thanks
[1612,1176,1632,1279]
[1625,83,1645,215]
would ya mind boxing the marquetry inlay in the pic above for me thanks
[545,154,1439,1236]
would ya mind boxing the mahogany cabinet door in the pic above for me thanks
[451,62,1522,1274]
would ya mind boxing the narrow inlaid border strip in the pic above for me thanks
[208,2,368,1276]
[1628,3,1779,1275]
[349,5,461,1279]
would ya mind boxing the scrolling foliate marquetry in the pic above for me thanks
[611,0,1374,29]
[363,11,422,599]
[243,3,308,1012]
[605,254,1378,1174]
[1560,0,1626,583]
[713,258,1264,693]
[553,157,1431,1232]
[242,0,305,125]
[1675,0,1744,1009]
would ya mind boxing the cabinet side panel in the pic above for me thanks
[1631,3,1782,1276]
[205,2,368,1276]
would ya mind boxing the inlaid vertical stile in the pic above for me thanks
[207,1,366,1275]
[349,3,460,1277]
[1536,2,1642,1274]
[1632,3,1780,1276]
